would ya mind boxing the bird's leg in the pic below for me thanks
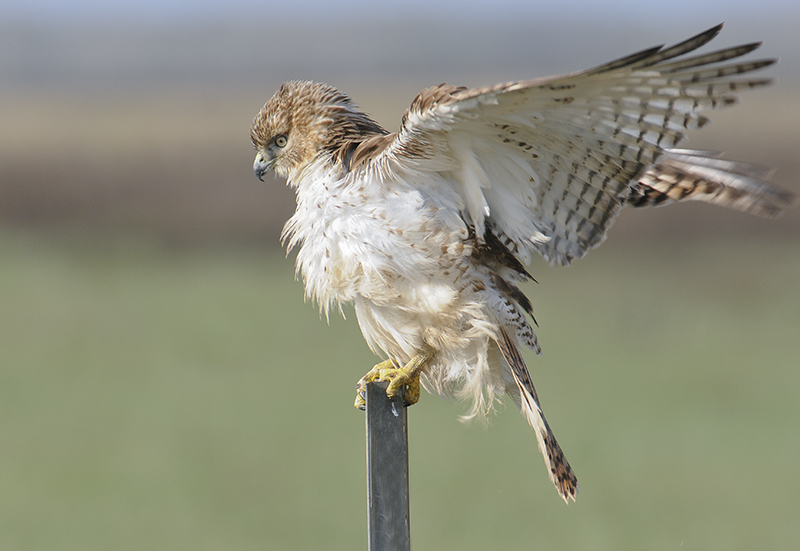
[354,351,434,410]
[385,351,434,405]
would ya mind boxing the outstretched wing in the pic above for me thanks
[368,24,791,266]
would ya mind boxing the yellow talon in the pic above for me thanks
[354,351,434,410]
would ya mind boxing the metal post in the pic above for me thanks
[365,381,410,551]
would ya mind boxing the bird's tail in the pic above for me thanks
[628,148,797,217]
[497,328,578,503]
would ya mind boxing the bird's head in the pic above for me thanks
[251,80,387,182]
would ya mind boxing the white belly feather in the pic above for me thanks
[283,161,509,414]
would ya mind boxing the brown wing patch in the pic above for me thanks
[337,133,396,171]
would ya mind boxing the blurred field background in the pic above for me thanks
[2,1,799,549]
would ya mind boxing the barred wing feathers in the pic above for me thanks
[372,24,791,267]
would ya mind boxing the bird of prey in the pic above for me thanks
[250,24,795,502]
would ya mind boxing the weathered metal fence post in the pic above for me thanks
[365,381,411,551]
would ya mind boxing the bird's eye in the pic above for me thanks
[274,135,288,148]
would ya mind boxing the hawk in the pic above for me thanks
[250,24,796,503]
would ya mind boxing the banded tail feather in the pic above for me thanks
[497,328,578,502]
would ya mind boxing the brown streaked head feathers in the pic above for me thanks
[251,80,388,180]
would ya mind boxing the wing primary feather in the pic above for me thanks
[586,23,724,75]
[625,23,725,69]
[658,44,769,73]
[667,60,776,85]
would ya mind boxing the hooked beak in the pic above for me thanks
[253,152,272,181]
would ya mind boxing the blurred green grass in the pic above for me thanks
[1,229,798,550]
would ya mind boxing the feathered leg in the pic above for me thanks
[497,328,579,502]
